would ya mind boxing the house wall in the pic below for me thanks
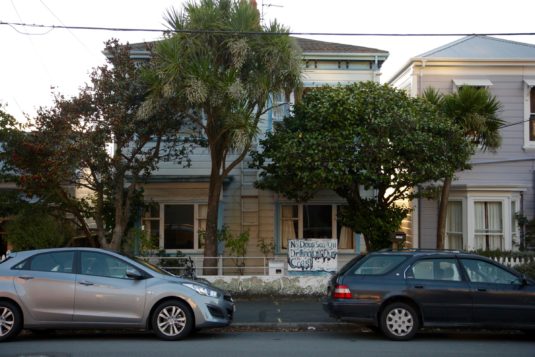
[399,61,535,250]
[137,48,389,264]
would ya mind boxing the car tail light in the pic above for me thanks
[333,284,352,299]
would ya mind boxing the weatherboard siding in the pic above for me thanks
[412,67,535,249]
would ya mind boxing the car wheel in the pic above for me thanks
[0,301,22,342]
[380,302,419,341]
[152,300,193,341]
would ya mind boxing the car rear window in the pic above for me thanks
[351,255,408,275]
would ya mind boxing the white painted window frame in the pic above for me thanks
[142,202,207,253]
[445,199,466,250]
[449,192,520,251]
[523,79,535,150]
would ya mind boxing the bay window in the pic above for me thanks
[446,193,520,252]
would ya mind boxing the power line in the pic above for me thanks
[1,21,535,37]
[39,0,92,54]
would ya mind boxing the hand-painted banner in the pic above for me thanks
[287,239,337,272]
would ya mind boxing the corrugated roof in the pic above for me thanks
[417,35,535,59]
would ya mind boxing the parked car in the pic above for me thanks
[323,249,535,340]
[0,247,234,342]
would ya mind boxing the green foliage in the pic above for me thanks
[218,225,250,274]
[0,189,26,218]
[516,213,535,250]
[257,238,275,257]
[156,250,186,275]
[339,203,409,251]
[121,227,159,256]
[515,261,535,280]
[253,82,472,251]
[6,208,72,251]
[474,250,535,259]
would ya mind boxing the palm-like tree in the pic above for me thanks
[424,86,503,249]
[147,0,302,273]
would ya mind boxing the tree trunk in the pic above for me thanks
[436,176,453,250]
[110,180,131,251]
[203,170,223,275]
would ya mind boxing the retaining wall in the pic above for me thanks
[202,275,331,296]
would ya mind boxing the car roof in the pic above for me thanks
[2,247,122,262]
[369,249,485,259]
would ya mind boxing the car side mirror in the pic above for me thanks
[513,275,529,286]
[520,275,529,286]
[126,268,144,280]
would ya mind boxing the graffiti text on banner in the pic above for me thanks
[287,239,337,272]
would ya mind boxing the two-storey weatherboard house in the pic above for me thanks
[390,35,535,252]
[132,37,389,268]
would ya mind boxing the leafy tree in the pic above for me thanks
[146,0,302,273]
[1,41,189,250]
[0,104,28,220]
[423,87,503,249]
[252,82,472,251]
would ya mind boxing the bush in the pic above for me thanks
[6,209,71,251]
[515,261,535,280]
[473,250,535,259]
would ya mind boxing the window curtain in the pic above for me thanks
[446,201,463,249]
[475,202,503,250]
[281,205,297,249]
[338,227,353,249]
[198,204,208,249]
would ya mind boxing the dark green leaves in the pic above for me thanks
[253,81,472,250]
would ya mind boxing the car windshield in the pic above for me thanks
[133,257,173,276]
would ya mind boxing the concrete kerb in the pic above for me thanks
[227,322,365,332]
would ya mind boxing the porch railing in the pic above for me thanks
[138,255,355,276]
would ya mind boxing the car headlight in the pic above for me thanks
[183,283,220,298]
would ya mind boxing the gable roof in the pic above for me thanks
[417,35,535,60]
[389,35,535,84]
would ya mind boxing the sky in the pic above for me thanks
[1,0,535,121]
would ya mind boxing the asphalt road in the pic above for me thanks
[1,329,534,357]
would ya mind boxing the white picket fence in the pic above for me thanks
[490,256,534,267]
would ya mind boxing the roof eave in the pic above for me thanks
[302,52,389,60]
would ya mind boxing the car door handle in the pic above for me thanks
[79,280,95,286]
[19,275,34,280]
[413,285,424,289]
[477,288,487,292]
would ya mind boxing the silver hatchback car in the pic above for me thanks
[0,248,234,341]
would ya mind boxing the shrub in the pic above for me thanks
[515,261,535,280]
[7,209,71,251]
